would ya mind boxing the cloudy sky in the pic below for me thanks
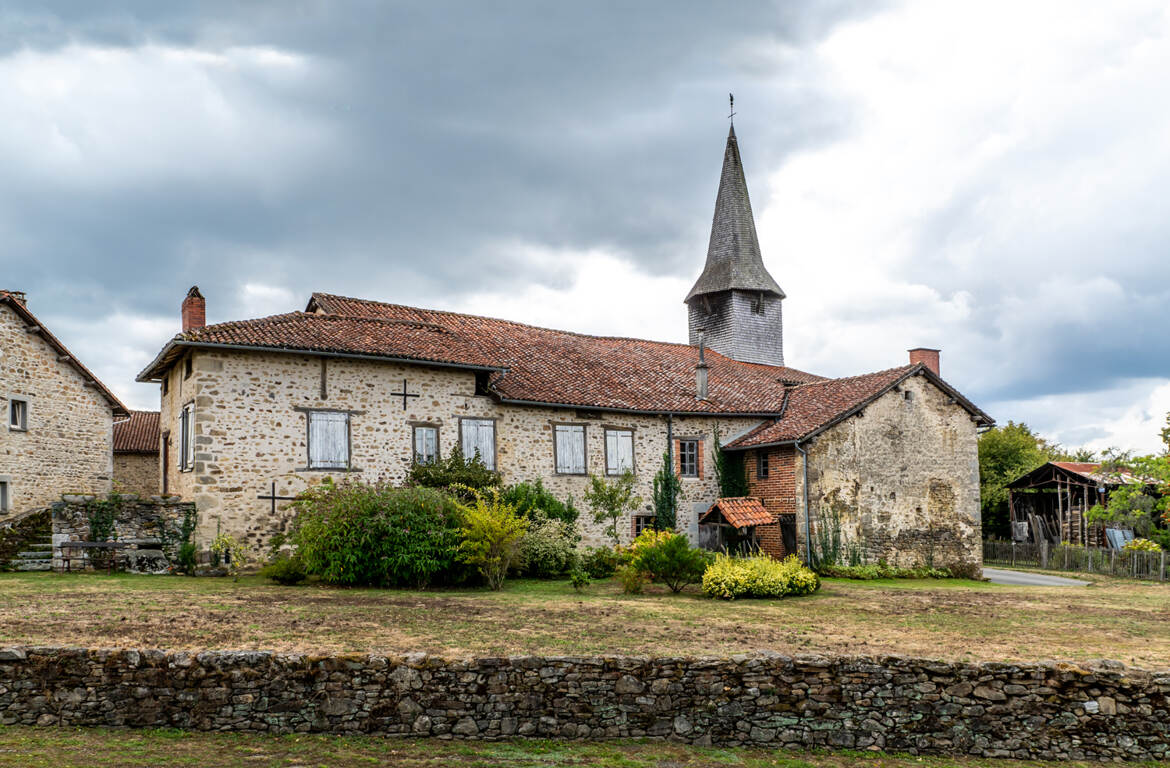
[2,1,1169,453]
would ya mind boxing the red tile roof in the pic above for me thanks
[1052,462,1101,476]
[136,291,991,432]
[139,294,824,415]
[114,410,159,453]
[700,497,774,528]
[725,364,992,449]
[0,290,128,416]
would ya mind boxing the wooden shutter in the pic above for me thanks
[555,425,585,474]
[179,404,195,471]
[461,419,495,470]
[606,429,633,474]
[309,411,349,469]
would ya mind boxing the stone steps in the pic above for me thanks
[12,536,53,570]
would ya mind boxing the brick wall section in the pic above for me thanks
[159,348,765,550]
[0,304,114,518]
[113,453,160,497]
[746,445,797,558]
[0,647,1166,761]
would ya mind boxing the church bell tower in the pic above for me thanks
[685,120,785,367]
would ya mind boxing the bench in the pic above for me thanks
[58,541,132,574]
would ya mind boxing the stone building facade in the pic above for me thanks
[137,125,992,567]
[113,411,161,497]
[0,291,126,519]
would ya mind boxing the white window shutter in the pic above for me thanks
[462,419,495,470]
[309,411,349,469]
[606,429,633,474]
[556,425,584,474]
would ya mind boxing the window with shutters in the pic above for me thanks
[460,418,496,470]
[413,425,439,465]
[678,439,699,477]
[307,410,350,470]
[8,398,28,431]
[553,424,586,474]
[178,402,195,471]
[604,428,634,475]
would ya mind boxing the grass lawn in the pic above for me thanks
[0,726,1157,768]
[0,572,1168,667]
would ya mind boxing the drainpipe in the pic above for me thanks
[795,439,811,563]
[666,413,675,527]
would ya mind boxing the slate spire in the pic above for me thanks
[685,125,784,302]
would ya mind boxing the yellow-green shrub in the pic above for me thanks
[1123,537,1162,552]
[701,554,820,600]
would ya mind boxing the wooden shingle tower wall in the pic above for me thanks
[685,126,786,366]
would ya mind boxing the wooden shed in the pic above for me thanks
[1006,462,1145,547]
[698,497,774,554]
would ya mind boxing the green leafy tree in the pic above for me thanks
[455,487,529,590]
[712,427,749,497]
[1087,436,1170,545]
[500,479,578,525]
[651,451,681,531]
[977,422,1056,538]
[584,470,643,548]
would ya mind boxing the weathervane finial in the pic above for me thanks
[728,92,736,124]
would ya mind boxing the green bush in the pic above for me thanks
[517,512,578,578]
[816,563,951,580]
[702,554,820,600]
[569,568,590,592]
[501,480,579,525]
[616,563,648,594]
[408,448,500,501]
[1123,537,1162,552]
[260,554,308,586]
[456,488,529,590]
[629,529,710,593]
[291,480,463,587]
[580,546,622,579]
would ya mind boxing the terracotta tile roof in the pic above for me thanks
[114,410,159,453]
[139,294,824,415]
[725,364,992,449]
[700,497,774,528]
[1052,462,1101,476]
[0,290,128,416]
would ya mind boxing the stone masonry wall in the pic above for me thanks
[160,348,765,550]
[0,648,1165,761]
[51,497,195,571]
[803,373,982,576]
[0,304,114,518]
[114,453,160,498]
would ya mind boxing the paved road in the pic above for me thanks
[983,567,1090,587]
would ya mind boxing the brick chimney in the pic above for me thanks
[908,347,940,376]
[181,286,206,332]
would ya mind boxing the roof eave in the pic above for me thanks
[137,339,506,382]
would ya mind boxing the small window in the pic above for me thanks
[554,424,586,474]
[178,402,195,471]
[161,377,169,396]
[633,514,655,536]
[752,292,764,315]
[460,418,496,470]
[9,398,28,431]
[757,451,769,479]
[184,356,194,379]
[308,411,350,470]
[678,439,699,477]
[0,480,9,513]
[605,428,634,475]
[413,425,439,465]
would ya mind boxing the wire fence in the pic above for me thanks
[983,539,1167,581]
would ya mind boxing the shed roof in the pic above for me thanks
[114,410,160,453]
[699,497,774,529]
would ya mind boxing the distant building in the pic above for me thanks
[136,126,993,575]
[0,290,127,518]
[113,410,160,498]
[1006,461,1152,547]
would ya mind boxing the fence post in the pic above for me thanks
[1040,539,1048,569]
[1111,549,1116,576]
[1161,551,1165,583]
[1011,541,1016,567]
[1064,544,1069,571]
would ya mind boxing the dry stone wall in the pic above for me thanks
[0,648,1165,761]
[51,496,195,571]
[160,348,764,549]
[0,304,114,518]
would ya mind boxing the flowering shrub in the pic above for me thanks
[1123,537,1162,552]
[516,511,578,578]
[455,487,529,590]
[702,554,820,600]
[580,546,623,579]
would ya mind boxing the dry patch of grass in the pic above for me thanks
[0,726,1153,768]
[0,572,1168,667]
